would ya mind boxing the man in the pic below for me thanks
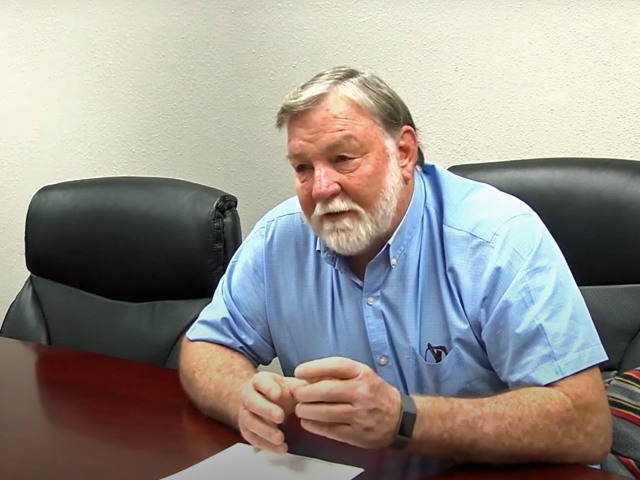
[179,67,612,464]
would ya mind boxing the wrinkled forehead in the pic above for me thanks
[290,95,382,136]
[287,91,379,130]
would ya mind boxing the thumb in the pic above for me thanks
[254,372,284,402]
[268,374,287,401]
[268,374,300,400]
[283,377,308,393]
[282,377,309,402]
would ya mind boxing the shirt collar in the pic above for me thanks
[388,167,426,263]
[317,237,340,270]
[315,167,427,269]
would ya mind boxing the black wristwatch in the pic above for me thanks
[389,393,417,450]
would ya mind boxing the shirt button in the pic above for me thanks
[390,258,397,267]
[366,297,374,306]
[378,356,388,366]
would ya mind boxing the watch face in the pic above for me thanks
[398,417,412,437]
[399,394,417,437]
[390,394,417,450]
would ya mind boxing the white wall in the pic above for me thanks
[1,0,639,320]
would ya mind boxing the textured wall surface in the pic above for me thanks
[1,0,639,321]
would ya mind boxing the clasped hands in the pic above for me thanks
[238,357,402,454]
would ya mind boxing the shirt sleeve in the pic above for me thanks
[186,222,275,367]
[474,213,608,388]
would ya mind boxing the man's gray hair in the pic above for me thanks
[276,66,424,166]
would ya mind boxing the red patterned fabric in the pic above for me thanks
[605,369,640,479]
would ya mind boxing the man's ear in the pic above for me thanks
[396,126,419,180]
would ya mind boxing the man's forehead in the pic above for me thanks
[285,94,381,158]
[318,93,372,121]
[291,93,372,126]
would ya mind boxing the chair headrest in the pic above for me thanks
[25,177,240,302]
[449,158,640,286]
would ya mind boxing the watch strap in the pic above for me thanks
[389,393,417,450]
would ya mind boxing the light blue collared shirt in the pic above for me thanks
[187,163,607,396]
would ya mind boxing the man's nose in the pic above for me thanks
[311,166,341,202]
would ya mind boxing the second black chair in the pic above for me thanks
[450,157,640,377]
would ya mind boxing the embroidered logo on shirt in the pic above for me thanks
[425,343,448,363]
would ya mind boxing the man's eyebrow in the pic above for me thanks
[287,135,360,161]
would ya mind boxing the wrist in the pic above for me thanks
[234,377,254,428]
[391,389,403,435]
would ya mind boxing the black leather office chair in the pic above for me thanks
[1,177,242,369]
[449,158,640,377]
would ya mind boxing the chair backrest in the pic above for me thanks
[2,176,242,368]
[449,158,640,376]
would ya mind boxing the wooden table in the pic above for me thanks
[0,337,626,480]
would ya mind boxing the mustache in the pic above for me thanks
[312,197,365,218]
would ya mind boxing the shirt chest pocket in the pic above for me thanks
[406,346,471,396]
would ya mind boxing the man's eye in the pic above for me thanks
[335,155,352,163]
[295,164,311,173]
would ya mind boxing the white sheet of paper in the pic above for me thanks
[161,443,364,480]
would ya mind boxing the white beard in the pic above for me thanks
[303,149,405,256]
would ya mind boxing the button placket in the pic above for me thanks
[361,254,399,386]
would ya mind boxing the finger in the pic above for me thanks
[243,388,286,424]
[299,419,357,446]
[241,426,288,454]
[240,407,285,445]
[292,379,353,404]
[295,402,354,423]
[252,372,284,403]
[294,357,363,382]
